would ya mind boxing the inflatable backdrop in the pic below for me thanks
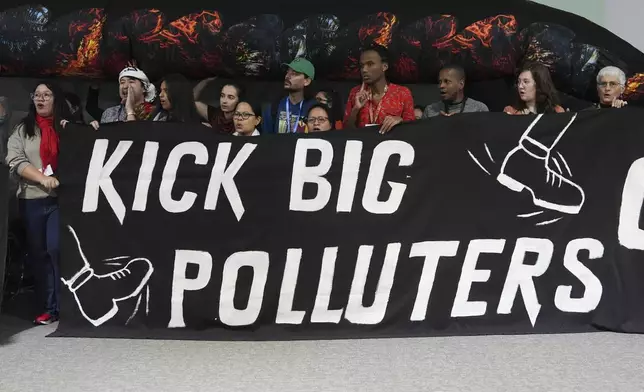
[1,0,644,104]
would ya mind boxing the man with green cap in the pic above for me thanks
[263,57,316,134]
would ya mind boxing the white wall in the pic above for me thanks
[531,0,644,53]
[603,0,644,53]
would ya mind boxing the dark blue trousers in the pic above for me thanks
[19,197,60,316]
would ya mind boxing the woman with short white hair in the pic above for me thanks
[593,66,628,109]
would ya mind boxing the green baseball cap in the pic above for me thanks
[284,57,315,80]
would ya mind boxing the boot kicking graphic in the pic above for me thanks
[497,113,585,215]
[61,225,154,327]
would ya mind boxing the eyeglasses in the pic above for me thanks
[598,81,623,88]
[30,93,53,101]
[307,116,329,124]
[233,111,256,120]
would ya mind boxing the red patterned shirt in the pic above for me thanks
[343,83,415,128]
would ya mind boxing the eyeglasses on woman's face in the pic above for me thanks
[233,111,256,120]
[31,92,53,101]
[307,116,330,124]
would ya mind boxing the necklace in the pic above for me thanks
[368,84,389,124]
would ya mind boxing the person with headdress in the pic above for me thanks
[100,65,157,123]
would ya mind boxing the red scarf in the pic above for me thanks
[36,115,59,173]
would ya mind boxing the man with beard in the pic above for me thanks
[262,58,316,134]
[100,65,157,124]
[423,65,488,118]
[343,45,415,134]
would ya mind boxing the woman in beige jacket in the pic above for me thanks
[6,81,71,325]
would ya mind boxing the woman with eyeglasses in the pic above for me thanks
[232,100,262,136]
[5,82,72,325]
[590,66,628,109]
[306,103,335,132]
[504,63,566,115]
[315,89,343,129]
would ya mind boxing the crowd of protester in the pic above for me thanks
[0,43,633,326]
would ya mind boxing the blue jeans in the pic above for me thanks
[20,197,60,316]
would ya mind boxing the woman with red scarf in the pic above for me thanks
[5,82,71,325]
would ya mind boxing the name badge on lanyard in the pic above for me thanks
[285,99,304,133]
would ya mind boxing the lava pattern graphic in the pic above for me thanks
[0,5,643,103]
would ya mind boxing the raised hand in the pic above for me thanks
[125,85,136,113]
[354,84,369,110]
[613,99,628,108]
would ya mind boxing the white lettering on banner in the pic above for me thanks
[132,142,159,211]
[160,142,209,213]
[276,248,306,324]
[289,139,414,214]
[555,239,604,313]
[362,141,415,214]
[311,247,344,323]
[204,143,257,221]
[452,239,506,318]
[618,157,644,250]
[497,238,554,327]
[219,251,269,326]
[345,243,401,324]
[337,141,363,212]
[82,139,133,224]
[289,139,334,212]
[163,238,605,329]
[168,250,213,328]
[84,140,255,222]
[409,241,460,321]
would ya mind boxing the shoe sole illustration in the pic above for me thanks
[497,173,582,215]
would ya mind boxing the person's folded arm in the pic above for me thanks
[6,127,47,184]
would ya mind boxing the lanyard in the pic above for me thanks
[443,97,468,114]
[368,84,389,124]
[285,99,303,133]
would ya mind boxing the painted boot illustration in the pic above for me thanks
[61,226,154,326]
[496,113,585,214]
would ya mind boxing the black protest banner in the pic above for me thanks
[53,110,644,340]
[0,164,8,304]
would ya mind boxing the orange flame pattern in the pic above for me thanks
[3,6,641,103]
[430,15,458,49]
[624,73,644,99]
[358,12,398,47]
[439,15,517,52]
[138,9,222,48]
[57,8,106,76]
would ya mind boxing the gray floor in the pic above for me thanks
[1,315,643,392]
